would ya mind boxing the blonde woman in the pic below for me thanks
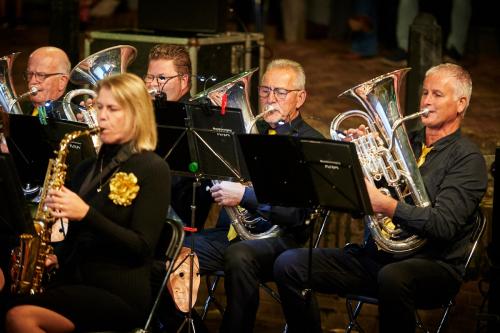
[6,73,171,333]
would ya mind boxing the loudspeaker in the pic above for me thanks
[138,0,228,35]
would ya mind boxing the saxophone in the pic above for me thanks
[10,127,100,294]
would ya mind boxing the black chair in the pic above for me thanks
[344,211,488,333]
[137,218,185,333]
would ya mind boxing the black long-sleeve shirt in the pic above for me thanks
[61,144,171,312]
[390,128,488,279]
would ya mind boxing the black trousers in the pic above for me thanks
[273,246,461,333]
[185,227,301,333]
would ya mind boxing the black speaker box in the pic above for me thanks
[138,0,228,35]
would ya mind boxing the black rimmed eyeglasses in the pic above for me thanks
[143,73,184,84]
[258,86,301,100]
[23,71,66,82]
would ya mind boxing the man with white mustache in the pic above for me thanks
[186,59,323,333]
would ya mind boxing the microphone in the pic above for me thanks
[9,86,39,112]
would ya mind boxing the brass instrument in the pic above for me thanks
[330,68,430,253]
[62,45,137,124]
[190,68,282,240]
[0,52,23,114]
[10,127,101,294]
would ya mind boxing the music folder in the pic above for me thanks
[155,101,249,180]
[237,134,373,216]
[4,114,97,187]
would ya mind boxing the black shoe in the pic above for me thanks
[381,48,407,66]
[444,47,463,63]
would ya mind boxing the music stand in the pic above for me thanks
[155,101,249,180]
[4,114,97,192]
[237,134,372,213]
[155,101,248,333]
[237,134,373,300]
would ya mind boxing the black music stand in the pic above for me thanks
[155,101,248,333]
[4,114,96,194]
[237,134,372,213]
[237,134,373,299]
[155,101,249,180]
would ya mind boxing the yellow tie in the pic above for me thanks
[417,143,433,168]
[32,107,38,116]
[227,224,238,241]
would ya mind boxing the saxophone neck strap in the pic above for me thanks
[78,144,135,197]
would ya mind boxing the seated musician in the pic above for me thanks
[5,73,171,333]
[144,43,213,230]
[186,59,324,333]
[273,63,488,333]
[22,46,73,120]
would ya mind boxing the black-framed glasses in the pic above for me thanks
[143,73,183,84]
[23,71,65,82]
[258,86,301,100]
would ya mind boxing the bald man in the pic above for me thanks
[25,46,72,119]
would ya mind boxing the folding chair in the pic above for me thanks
[137,218,185,333]
[344,211,487,333]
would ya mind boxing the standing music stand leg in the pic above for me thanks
[177,177,201,333]
[301,209,321,301]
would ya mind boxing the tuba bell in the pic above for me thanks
[0,52,23,114]
[331,68,430,254]
[62,45,137,124]
[190,68,282,240]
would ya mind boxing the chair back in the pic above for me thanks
[163,219,185,269]
[463,211,487,274]
[138,219,185,333]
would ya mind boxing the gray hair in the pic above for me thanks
[426,63,472,109]
[265,59,306,90]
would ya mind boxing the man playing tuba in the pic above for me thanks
[23,46,75,120]
[274,63,488,333]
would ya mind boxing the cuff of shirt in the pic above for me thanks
[393,201,427,232]
[240,187,258,210]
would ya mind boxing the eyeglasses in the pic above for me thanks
[23,71,65,82]
[258,86,301,100]
[143,73,183,84]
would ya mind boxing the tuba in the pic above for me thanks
[330,68,430,254]
[0,52,23,114]
[190,68,282,240]
[62,45,137,124]
[10,127,101,294]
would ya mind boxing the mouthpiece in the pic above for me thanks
[29,86,39,96]
[420,108,430,117]
[148,88,158,96]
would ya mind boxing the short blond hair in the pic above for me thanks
[96,73,157,152]
[265,59,306,90]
